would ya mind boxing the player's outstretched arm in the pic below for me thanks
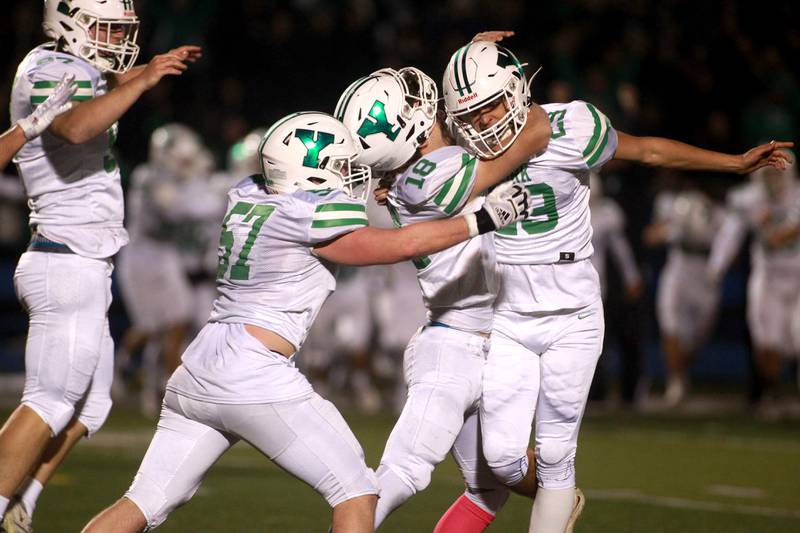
[1,73,77,168]
[112,45,203,85]
[316,182,530,266]
[466,104,552,202]
[615,132,793,174]
[49,52,193,145]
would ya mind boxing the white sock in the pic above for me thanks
[18,477,44,515]
[374,466,415,528]
[0,494,10,518]
[529,487,576,533]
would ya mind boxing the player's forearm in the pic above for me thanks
[469,104,551,201]
[49,76,148,145]
[110,65,146,86]
[315,217,469,266]
[0,125,26,169]
[616,132,740,173]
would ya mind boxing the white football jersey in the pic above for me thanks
[126,164,227,273]
[495,101,619,265]
[11,44,127,258]
[209,176,370,350]
[387,145,496,333]
[493,101,618,313]
[712,180,800,275]
[653,190,722,254]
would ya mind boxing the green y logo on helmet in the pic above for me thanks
[122,0,135,11]
[294,129,335,168]
[496,48,523,75]
[357,100,400,141]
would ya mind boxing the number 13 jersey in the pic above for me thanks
[494,100,619,312]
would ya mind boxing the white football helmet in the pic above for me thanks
[149,123,210,181]
[672,190,714,247]
[43,0,140,74]
[334,67,437,172]
[227,128,267,176]
[443,41,530,159]
[259,112,372,201]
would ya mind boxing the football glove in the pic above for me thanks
[17,73,77,140]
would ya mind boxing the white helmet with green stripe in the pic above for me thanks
[335,67,438,172]
[259,112,372,201]
[443,41,529,159]
[43,0,140,74]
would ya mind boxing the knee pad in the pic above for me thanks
[489,454,529,487]
[77,394,113,437]
[535,441,576,490]
[321,466,379,508]
[125,471,190,531]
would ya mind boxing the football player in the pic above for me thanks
[116,123,217,416]
[708,157,800,416]
[645,187,724,406]
[588,172,642,404]
[335,64,552,529]
[589,172,641,304]
[81,112,531,533]
[0,0,201,529]
[0,73,76,168]
[438,39,792,533]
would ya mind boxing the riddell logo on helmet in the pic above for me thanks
[458,93,477,104]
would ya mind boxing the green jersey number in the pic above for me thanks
[404,158,437,190]
[548,109,566,139]
[217,201,276,280]
[497,182,559,236]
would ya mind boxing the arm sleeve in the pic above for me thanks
[535,101,618,170]
[708,211,747,279]
[394,149,477,217]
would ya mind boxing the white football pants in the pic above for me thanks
[14,251,114,437]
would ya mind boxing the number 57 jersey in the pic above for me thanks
[209,175,369,352]
[494,100,619,312]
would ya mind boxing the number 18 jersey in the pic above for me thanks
[387,145,496,333]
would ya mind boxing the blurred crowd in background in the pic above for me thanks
[1,0,798,415]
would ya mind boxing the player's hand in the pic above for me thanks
[472,30,515,43]
[737,140,794,174]
[374,186,390,205]
[467,182,530,236]
[167,45,203,63]
[138,53,190,90]
[17,73,77,140]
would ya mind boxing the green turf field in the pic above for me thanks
[13,406,800,532]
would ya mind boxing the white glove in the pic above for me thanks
[464,181,530,237]
[16,73,77,140]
